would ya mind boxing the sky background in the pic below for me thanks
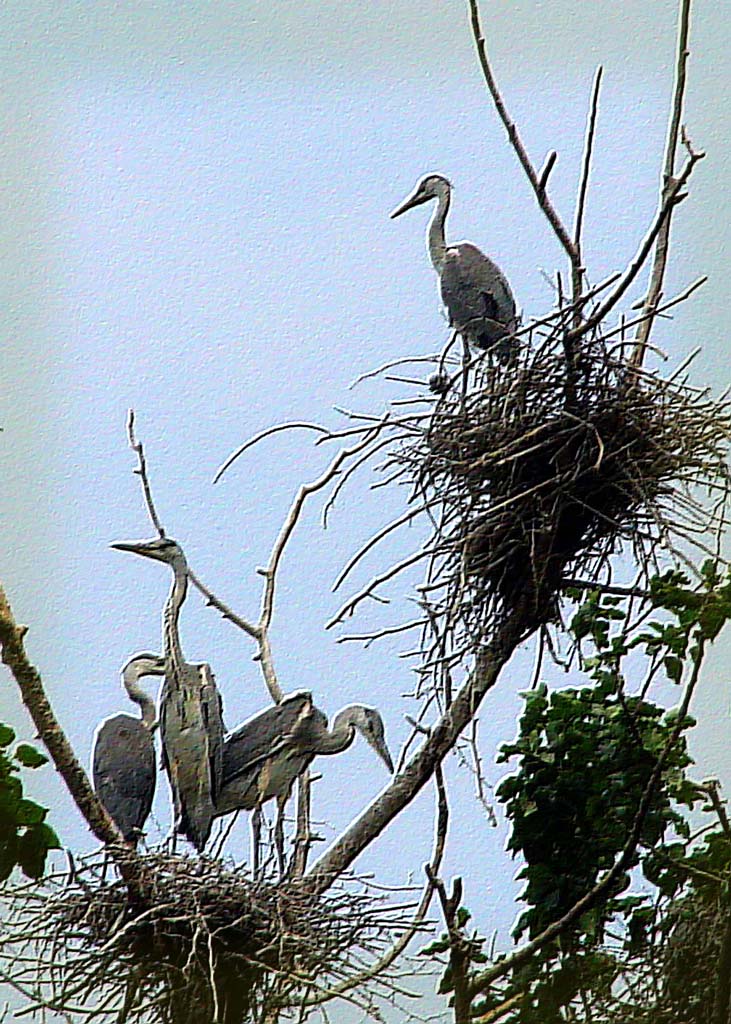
[1,1,730,1020]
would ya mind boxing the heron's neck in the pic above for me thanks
[318,711,356,755]
[122,671,157,729]
[427,189,450,273]
[163,565,187,672]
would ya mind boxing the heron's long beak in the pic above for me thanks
[390,191,428,219]
[110,539,164,561]
[369,734,395,774]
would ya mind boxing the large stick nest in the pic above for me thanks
[415,333,731,639]
[340,323,731,679]
[0,851,409,1024]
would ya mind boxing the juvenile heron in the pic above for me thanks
[111,536,225,853]
[92,652,166,844]
[391,173,518,361]
[216,691,394,875]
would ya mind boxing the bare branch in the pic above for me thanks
[213,421,330,485]
[467,0,579,269]
[567,146,703,343]
[630,0,694,369]
[0,583,150,902]
[127,410,165,538]
[304,615,524,895]
[303,764,449,1008]
[573,66,603,259]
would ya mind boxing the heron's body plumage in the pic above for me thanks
[112,537,225,853]
[392,173,519,362]
[93,714,156,842]
[92,653,165,844]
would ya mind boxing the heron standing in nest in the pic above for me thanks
[92,652,166,844]
[216,691,394,877]
[111,537,225,853]
[391,173,519,364]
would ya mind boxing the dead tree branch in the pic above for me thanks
[304,614,525,896]
[572,65,603,323]
[467,0,580,287]
[0,583,150,902]
[631,0,694,369]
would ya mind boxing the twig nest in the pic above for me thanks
[413,333,731,635]
[0,850,406,1024]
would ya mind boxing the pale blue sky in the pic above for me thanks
[1,2,730,1019]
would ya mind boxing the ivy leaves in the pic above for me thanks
[0,724,59,881]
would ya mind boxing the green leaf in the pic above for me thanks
[0,724,16,748]
[14,744,48,769]
[15,798,47,826]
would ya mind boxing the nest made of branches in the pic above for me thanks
[399,327,731,647]
[0,851,409,1024]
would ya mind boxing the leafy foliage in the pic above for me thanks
[424,566,731,1021]
[496,682,695,943]
[0,723,60,881]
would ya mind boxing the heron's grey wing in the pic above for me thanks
[93,716,156,841]
[200,665,225,802]
[442,243,517,330]
[222,693,314,784]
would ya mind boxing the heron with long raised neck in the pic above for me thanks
[111,536,225,853]
[92,652,166,844]
[391,173,518,363]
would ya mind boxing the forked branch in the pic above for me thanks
[467,0,580,281]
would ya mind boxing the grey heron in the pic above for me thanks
[111,536,225,853]
[215,691,394,875]
[391,173,518,362]
[92,652,166,844]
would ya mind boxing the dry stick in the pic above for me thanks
[0,584,150,903]
[631,0,693,371]
[304,613,524,896]
[213,421,330,485]
[472,994,524,1024]
[289,771,313,879]
[467,0,579,273]
[566,147,702,349]
[572,66,603,326]
[468,636,706,998]
[127,410,165,538]
[303,764,449,1008]
[425,869,470,1024]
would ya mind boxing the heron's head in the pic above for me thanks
[121,652,166,681]
[111,535,186,569]
[345,706,395,773]
[390,173,452,219]
[120,653,165,729]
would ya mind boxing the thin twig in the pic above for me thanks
[213,422,330,485]
[631,0,694,369]
[467,0,579,270]
[127,411,165,538]
[573,67,603,267]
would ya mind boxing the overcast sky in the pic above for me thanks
[1,2,730,1020]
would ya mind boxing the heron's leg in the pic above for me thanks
[274,794,287,878]
[251,806,262,878]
